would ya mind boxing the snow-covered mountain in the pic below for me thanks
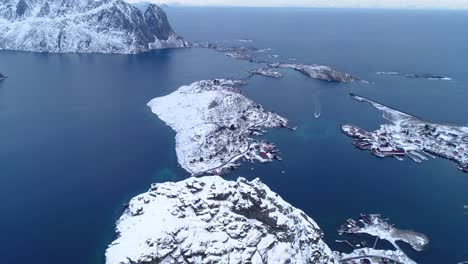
[106,176,338,264]
[0,0,189,54]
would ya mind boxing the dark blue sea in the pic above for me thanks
[0,7,467,264]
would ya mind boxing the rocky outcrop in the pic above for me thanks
[106,176,338,264]
[0,0,189,54]
[270,63,368,83]
[377,72,452,80]
[249,67,283,78]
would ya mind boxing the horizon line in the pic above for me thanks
[127,1,468,10]
[160,5,468,10]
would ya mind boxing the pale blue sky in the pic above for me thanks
[127,0,468,9]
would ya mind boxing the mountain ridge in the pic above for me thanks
[106,176,338,264]
[0,0,189,54]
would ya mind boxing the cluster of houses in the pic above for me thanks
[341,125,407,159]
[245,140,282,163]
[341,120,468,172]
[338,214,388,236]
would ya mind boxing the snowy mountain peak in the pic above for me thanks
[106,176,338,264]
[0,0,189,53]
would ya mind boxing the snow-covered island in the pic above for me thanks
[342,93,468,173]
[249,67,283,78]
[0,0,189,54]
[106,176,338,264]
[337,214,429,264]
[148,79,291,176]
[193,41,368,83]
[377,72,452,80]
[269,63,369,83]
[193,41,259,62]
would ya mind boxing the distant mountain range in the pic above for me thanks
[0,0,189,54]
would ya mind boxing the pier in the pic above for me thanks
[282,124,297,131]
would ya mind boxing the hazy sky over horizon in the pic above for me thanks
[127,0,468,9]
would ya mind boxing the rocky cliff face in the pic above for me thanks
[106,176,338,264]
[0,0,189,54]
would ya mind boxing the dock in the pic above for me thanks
[373,237,379,249]
[407,152,422,163]
[336,240,355,249]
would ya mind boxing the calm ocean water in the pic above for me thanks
[0,7,467,264]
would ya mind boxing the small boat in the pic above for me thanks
[410,150,428,161]
[393,155,404,161]
[314,111,321,119]
[0,73,6,81]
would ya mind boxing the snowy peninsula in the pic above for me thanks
[147,79,290,176]
[342,93,468,172]
[338,213,429,264]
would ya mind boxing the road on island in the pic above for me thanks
[192,115,273,176]
[339,255,406,264]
